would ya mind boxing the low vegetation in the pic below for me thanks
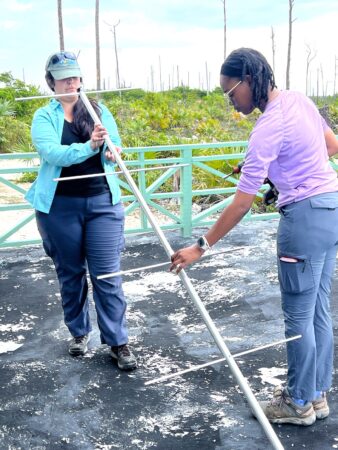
[1,72,337,210]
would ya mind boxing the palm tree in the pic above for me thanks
[0,100,15,117]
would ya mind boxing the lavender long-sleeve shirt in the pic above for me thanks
[237,90,338,207]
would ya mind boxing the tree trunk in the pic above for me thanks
[159,55,162,91]
[286,0,295,90]
[57,0,64,51]
[95,0,101,91]
[305,44,316,96]
[271,26,276,73]
[222,0,227,60]
[334,56,337,96]
[112,22,121,89]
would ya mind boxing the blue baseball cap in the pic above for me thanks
[45,51,82,80]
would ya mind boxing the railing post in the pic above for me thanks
[137,150,148,230]
[180,147,193,237]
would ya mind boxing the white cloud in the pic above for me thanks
[7,0,32,12]
[0,20,19,30]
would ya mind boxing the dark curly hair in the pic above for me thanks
[220,48,276,107]
[45,71,102,140]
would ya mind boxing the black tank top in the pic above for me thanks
[55,120,110,197]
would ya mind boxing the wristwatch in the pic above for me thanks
[196,235,211,252]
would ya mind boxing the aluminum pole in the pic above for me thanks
[15,87,140,102]
[79,89,284,450]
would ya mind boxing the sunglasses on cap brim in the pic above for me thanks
[50,52,77,66]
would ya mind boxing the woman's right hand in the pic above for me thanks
[90,124,108,150]
[169,245,204,274]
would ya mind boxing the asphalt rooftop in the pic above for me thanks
[0,220,337,450]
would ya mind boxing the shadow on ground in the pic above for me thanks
[1,220,337,450]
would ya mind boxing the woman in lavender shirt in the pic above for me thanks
[170,48,338,426]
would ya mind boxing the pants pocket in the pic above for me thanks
[278,257,314,294]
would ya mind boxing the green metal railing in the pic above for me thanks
[2,141,336,248]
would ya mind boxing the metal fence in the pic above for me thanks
[3,141,336,248]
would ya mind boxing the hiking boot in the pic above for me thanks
[111,344,137,370]
[68,335,90,356]
[258,386,316,426]
[313,392,329,419]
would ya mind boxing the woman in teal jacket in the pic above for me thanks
[25,51,136,370]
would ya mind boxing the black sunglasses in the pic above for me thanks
[50,52,77,65]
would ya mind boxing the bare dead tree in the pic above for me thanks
[205,61,209,93]
[320,63,325,97]
[95,0,101,90]
[150,65,155,91]
[113,21,121,89]
[221,0,227,59]
[104,20,121,89]
[334,56,337,96]
[57,0,65,51]
[305,44,316,96]
[271,26,276,73]
[286,0,296,89]
[158,55,163,91]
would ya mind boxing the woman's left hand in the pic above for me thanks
[170,245,204,274]
[90,124,108,150]
[105,146,122,162]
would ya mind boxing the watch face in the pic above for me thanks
[197,237,204,247]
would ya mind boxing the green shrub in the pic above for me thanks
[0,116,31,153]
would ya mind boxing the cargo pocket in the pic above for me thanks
[278,257,314,294]
[310,196,338,210]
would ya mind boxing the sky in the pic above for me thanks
[0,0,338,95]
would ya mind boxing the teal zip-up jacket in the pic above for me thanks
[25,99,122,213]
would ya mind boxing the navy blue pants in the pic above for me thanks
[278,192,338,401]
[36,193,128,346]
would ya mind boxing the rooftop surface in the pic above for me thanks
[0,220,337,450]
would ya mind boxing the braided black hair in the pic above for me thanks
[220,48,276,107]
[45,71,102,140]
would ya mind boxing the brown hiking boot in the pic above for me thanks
[111,344,137,370]
[258,386,316,426]
[313,392,329,419]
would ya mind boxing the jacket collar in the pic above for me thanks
[49,98,62,110]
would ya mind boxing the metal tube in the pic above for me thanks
[15,87,140,102]
[79,89,284,450]
[145,335,302,386]
[53,163,189,182]
[97,247,247,279]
